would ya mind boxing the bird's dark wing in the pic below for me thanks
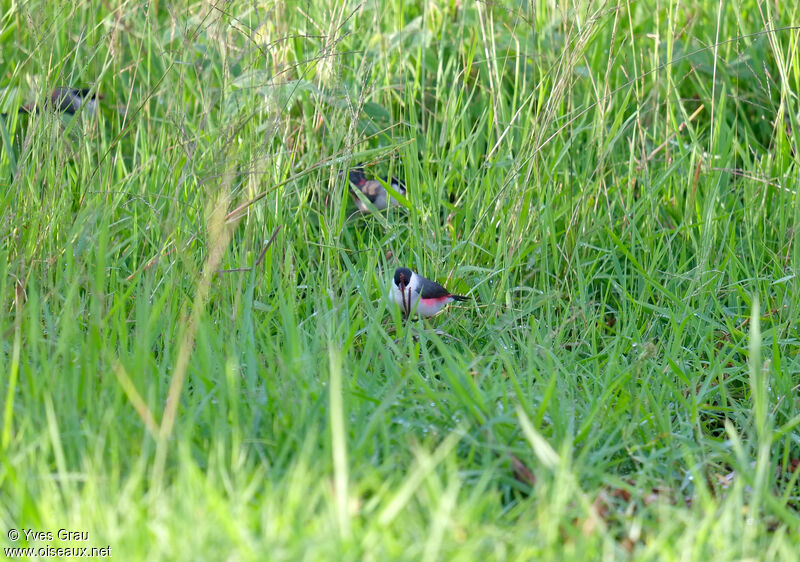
[418,276,454,299]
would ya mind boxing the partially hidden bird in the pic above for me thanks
[17,87,102,116]
[347,167,406,212]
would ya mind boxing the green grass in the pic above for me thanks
[1,0,800,559]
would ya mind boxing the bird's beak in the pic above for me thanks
[400,278,409,318]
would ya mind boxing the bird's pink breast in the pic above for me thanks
[415,296,453,317]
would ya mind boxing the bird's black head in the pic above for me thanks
[348,167,367,187]
[394,267,413,288]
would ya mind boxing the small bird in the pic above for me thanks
[19,87,102,116]
[391,267,469,318]
[347,167,406,212]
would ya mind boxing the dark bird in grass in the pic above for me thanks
[391,267,469,318]
[347,167,406,212]
[2,87,103,117]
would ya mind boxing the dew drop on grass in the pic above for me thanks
[498,338,516,352]
[391,416,410,428]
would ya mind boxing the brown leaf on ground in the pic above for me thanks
[510,454,536,487]
[592,490,611,520]
[620,537,636,553]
